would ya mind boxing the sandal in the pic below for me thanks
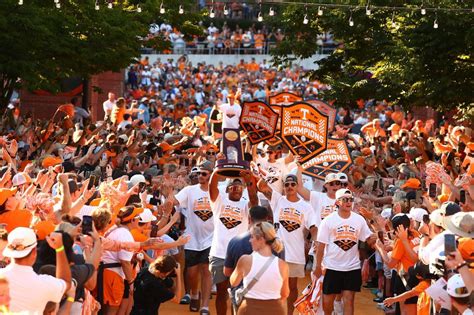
[189,298,200,312]
[179,294,191,305]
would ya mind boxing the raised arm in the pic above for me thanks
[257,178,273,201]
[296,162,311,201]
[209,169,221,203]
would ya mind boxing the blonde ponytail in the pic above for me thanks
[252,222,284,254]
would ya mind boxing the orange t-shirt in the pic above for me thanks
[413,280,430,315]
[390,231,420,272]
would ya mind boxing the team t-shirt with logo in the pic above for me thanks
[175,185,214,251]
[271,191,315,265]
[317,211,373,271]
[210,194,249,259]
[310,191,337,228]
[257,157,287,193]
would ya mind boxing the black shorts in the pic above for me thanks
[323,269,362,294]
[392,270,419,304]
[185,247,211,268]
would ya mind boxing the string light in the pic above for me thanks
[223,5,228,15]
[54,0,59,3]
[209,7,215,18]
[303,14,309,24]
[349,10,354,26]
[159,1,165,14]
[179,5,184,14]
[108,2,113,9]
[433,13,438,28]
[94,0,99,10]
[258,11,263,22]
[269,7,275,16]
[317,6,323,16]
[391,11,397,27]
[18,0,23,5]
[366,1,371,16]
[421,1,427,15]
[137,4,141,13]
[56,1,60,8]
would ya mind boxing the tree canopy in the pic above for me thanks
[0,0,202,107]
[271,1,473,120]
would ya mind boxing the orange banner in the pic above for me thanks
[240,101,279,145]
[306,99,337,131]
[301,138,352,180]
[281,102,328,162]
[265,92,302,146]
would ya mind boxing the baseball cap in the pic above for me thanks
[12,172,32,186]
[3,227,37,258]
[284,174,298,184]
[408,207,428,223]
[335,189,352,200]
[391,213,410,230]
[325,173,339,184]
[401,178,421,189]
[429,209,445,227]
[127,174,146,188]
[198,160,213,172]
[139,208,157,223]
[447,274,471,298]
[445,212,474,238]
[190,167,199,174]
[336,173,348,183]
[380,208,392,219]
[227,178,244,188]
[118,134,129,142]
[441,201,461,217]
[0,188,17,206]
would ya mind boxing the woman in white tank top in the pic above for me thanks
[230,222,289,315]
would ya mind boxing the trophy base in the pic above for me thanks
[216,162,249,177]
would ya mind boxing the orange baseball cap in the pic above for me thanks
[42,156,63,168]
[401,178,421,189]
[0,188,17,206]
[33,220,56,241]
[458,238,474,261]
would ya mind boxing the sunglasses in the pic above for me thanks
[340,197,354,203]
[198,172,209,176]
[328,181,342,187]
[452,286,469,296]
[284,182,297,188]
[206,151,216,156]
[228,185,243,191]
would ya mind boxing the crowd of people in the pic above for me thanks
[146,22,337,54]
[0,58,472,315]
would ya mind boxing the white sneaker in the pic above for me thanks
[333,300,343,315]
[211,284,217,294]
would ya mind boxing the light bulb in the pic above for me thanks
[303,14,308,24]
[223,5,228,15]
[433,19,438,28]
[317,6,323,16]
[257,12,263,22]
[56,2,60,8]
[137,5,141,13]
[349,17,354,27]
[159,3,165,14]
[95,2,99,10]
[366,7,371,15]
[391,20,396,27]
[179,5,184,14]
[108,2,113,9]
[54,0,59,3]
[421,8,426,15]
[269,7,274,16]
[209,8,215,18]
[18,0,23,5]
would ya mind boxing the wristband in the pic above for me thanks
[55,246,65,253]
[67,296,75,303]
[456,262,468,271]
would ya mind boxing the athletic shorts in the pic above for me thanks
[185,247,211,268]
[209,256,228,284]
[287,263,305,278]
[392,270,419,304]
[323,269,362,294]
[103,269,125,307]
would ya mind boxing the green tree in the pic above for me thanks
[0,0,202,108]
[272,1,473,120]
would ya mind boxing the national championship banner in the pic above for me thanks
[240,101,279,145]
[301,138,353,180]
[266,92,303,146]
[281,102,329,162]
[306,99,337,131]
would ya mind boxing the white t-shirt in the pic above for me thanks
[309,191,337,228]
[0,263,66,314]
[175,185,214,251]
[271,191,315,265]
[257,157,287,193]
[220,103,242,129]
[317,211,373,271]
[210,194,249,259]
[103,99,115,114]
[101,226,134,278]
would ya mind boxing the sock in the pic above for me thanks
[201,307,209,311]
[191,294,199,300]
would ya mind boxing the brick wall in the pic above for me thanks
[20,70,124,122]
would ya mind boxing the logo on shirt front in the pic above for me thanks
[320,205,337,221]
[193,197,213,222]
[334,225,358,251]
[219,205,243,229]
[278,207,302,232]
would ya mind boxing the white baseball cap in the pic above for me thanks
[447,274,471,298]
[381,208,392,219]
[429,209,445,227]
[336,173,348,183]
[128,174,146,188]
[3,227,37,258]
[325,173,339,184]
[408,207,428,223]
[138,208,157,223]
[335,189,353,200]
[12,172,32,186]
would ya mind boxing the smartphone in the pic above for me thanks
[150,224,159,238]
[82,215,93,235]
[138,182,146,192]
[150,197,160,206]
[377,231,385,242]
[460,190,466,204]
[422,214,430,225]
[429,183,437,198]
[378,178,383,191]
[372,178,378,192]
[88,175,97,190]
[444,234,457,256]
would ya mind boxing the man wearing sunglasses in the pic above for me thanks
[167,161,214,314]
[258,174,317,315]
[208,169,258,315]
[313,189,375,315]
